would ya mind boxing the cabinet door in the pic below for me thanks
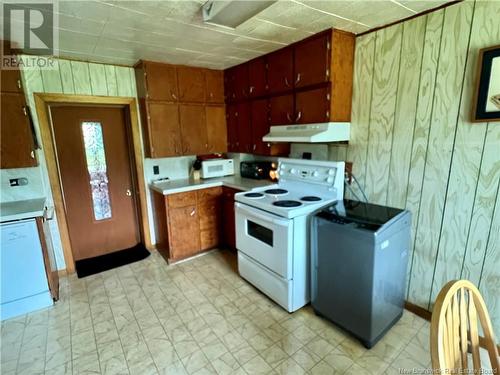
[250,99,270,155]
[168,205,200,259]
[144,62,178,101]
[234,64,249,101]
[177,66,206,102]
[224,66,237,102]
[248,56,267,98]
[0,93,37,168]
[295,86,331,124]
[294,33,330,89]
[236,102,252,153]
[221,187,241,249]
[206,105,227,153]
[205,69,224,104]
[179,104,208,155]
[147,102,181,157]
[267,47,293,94]
[197,187,222,250]
[0,66,23,93]
[226,104,239,152]
[269,93,294,125]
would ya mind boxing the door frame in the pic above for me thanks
[34,93,152,273]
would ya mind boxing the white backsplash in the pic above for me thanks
[0,167,46,202]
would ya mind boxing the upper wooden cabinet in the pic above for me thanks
[0,68,23,93]
[0,93,38,169]
[248,57,267,98]
[234,64,249,101]
[179,104,208,155]
[224,66,237,103]
[295,86,331,124]
[205,70,224,104]
[269,93,294,126]
[205,105,227,153]
[177,66,205,102]
[294,33,330,89]
[144,101,181,158]
[136,61,178,101]
[226,104,239,152]
[267,47,294,95]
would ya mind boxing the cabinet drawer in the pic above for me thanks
[167,191,197,208]
[197,186,222,202]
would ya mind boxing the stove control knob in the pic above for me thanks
[328,169,335,175]
[312,171,319,177]
[326,177,334,183]
[290,168,297,174]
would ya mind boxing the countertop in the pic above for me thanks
[0,198,46,223]
[150,176,275,195]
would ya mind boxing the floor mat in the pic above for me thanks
[75,243,150,278]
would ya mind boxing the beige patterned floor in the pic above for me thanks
[1,249,433,375]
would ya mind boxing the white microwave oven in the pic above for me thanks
[200,159,234,179]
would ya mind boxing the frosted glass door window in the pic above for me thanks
[81,122,112,220]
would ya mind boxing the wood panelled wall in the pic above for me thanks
[333,0,500,334]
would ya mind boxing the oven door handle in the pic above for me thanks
[235,202,290,227]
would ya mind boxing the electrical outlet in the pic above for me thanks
[9,178,28,186]
[153,165,160,175]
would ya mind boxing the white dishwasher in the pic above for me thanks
[1,218,53,320]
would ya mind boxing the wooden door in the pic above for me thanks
[144,62,178,101]
[250,99,270,155]
[294,33,330,89]
[226,104,239,152]
[179,104,208,155]
[168,205,200,259]
[295,86,331,124]
[177,66,206,102]
[147,102,181,157]
[0,93,37,168]
[248,57,267,98]
[267,47,294,94]
[51,106,140,261]
[205,70,224,104]
[236,102,252,153]
[269,93,294,125]
[205,105,227,153]
[224,66,237,102]
[234,64,249,101]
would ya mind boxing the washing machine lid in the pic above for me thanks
[324,199,405,227]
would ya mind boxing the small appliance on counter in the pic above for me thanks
[310,200,411,348]
[200,158,234,179]
[240,161,275,180]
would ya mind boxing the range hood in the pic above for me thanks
[263,122,350,143]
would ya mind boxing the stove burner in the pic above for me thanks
[300,196,322,202]
[273,200,302,208]
[265,188,288,195]
[244,192,264,199]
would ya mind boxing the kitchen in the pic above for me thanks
[1,1,499,374]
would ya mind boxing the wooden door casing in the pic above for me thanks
[51,106,140,261]
[179,104,208,155]
[177,66,206,103]
[269,93,294,125]
[295,86,331,124]
[0,93,37,168]
[294,33,330,89]
[267,47,294,94]
[205,70,224,104]
[205,105,227,153]
[248,57,268,98]
[147,102,182,157]
[144,61,178,101]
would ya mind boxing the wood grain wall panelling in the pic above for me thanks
[430,0,500,306]
[41,59,63,93]
[347,0,499,335]
[70,61,92,95]
[115,66,133,97]
[344,32,376,199]
[104,65,118,96]
[364,24,402,205]
[404,9,444,293]
[89,63,108,96]
[58,60,75,94]
[386,17,426,209]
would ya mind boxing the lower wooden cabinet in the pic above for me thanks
[221,187,241,249]
[153,186,227,262]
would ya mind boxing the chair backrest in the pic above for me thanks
[430,279,499,373]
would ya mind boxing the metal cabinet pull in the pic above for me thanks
[295,73,301,85]
[171,92,177,100]
[253,144,256,151]
[126,189,132,196]
[286,112,292,122]
[284,77,291,87]
[30,150,35,159]
[190,209,196,216]
[249,86,255,94]
[295,111,302,122]
[17,79,22,89]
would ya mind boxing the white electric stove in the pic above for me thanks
[234,158,345,312]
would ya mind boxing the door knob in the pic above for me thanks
[126,189,132,196]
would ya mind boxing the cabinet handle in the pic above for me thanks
[17,79,22,89]
[205,143,208,149]
[286,112,292,122]
[267,143,271,148]
[190,209,196,216]
[171,92,177,100]
[284,77,291,87]
[295,111,302,122]
[295,73,301,85]
[249,86,255,94]
[30,150,35,159]
[326,110,330,119]
[253,144,256,151]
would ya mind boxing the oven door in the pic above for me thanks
[235,202,293,279]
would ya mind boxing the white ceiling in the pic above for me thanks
[5,0,451,69]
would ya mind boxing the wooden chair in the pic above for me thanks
[430,280,499,373]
